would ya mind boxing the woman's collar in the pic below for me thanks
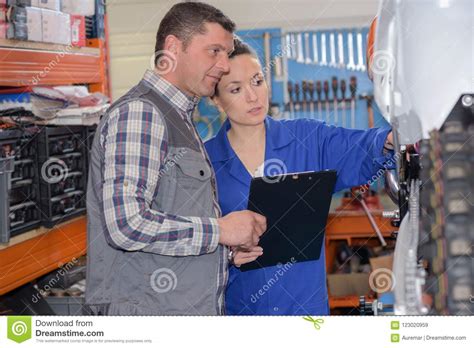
[211,116,296,161]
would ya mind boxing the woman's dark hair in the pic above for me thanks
[213,37,259,97]
[155,2,236,65]
[229,36,258,60]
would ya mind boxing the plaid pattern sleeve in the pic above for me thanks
[101,99,220,256]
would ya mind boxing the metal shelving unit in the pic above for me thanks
[0,4,110,299]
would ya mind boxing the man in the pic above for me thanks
[85,2,266,316]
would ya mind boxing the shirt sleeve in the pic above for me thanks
[101,100,220,256]
[309,120,395,192]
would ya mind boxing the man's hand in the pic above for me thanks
[217,210,266,250]
[231,246,263,267]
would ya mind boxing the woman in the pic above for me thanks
[204,38,394,315]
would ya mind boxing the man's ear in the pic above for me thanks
[163,35,179,56]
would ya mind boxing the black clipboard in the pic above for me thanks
[240,170,337,272]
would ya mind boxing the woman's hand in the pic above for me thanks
[231,246,263,267]
[384,131,394,151]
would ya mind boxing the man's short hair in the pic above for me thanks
[154,2,236,65]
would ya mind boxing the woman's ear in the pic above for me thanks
[210,95,225,114]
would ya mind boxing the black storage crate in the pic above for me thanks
[37,126,88,227]
[0,127,41,237]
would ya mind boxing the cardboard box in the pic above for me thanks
[70,14,84,47]
[0,5,6,22]
[0,0,6,39]
[327,273,370,297]
[41,8,70,45]
[369,254,394,272]
[61,0,95,16]
[6,6,27,40]
[25,5,42,41]
[37,0,60,11]
[7,0,40,6]
[6,5,42,42]
[0,22,7,39]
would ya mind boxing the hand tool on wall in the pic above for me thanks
[337,32,345,69]
[297,33,305,63]
[350,76,357,128]
[312,32,319,65]
[316,80,323,120]
[340,79,347,128]
[291,33,298,59]
[329,32,337,68]
[302,80,308,116]
[331,77,339,126]
[294,82,301,118]
[285,33,292,59]
[360,94,375,128]
[323,80,330,124]
[355,31,366,71]
[346,32,356,71]
[304,33,312,64]
[320,33,328,66]
[287,81,294,119]
[308,81,315,117]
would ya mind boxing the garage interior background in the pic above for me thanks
[1,0,470,317]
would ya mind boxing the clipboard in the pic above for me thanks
[240,170,337,272]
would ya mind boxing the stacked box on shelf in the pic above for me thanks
[85,0,104,39]
[0,127,41,237]
[69,13,85,47]
[5,0,89,45]
[41,7,71,45]
[6,0,39,7]
[1,0,8,39]
[7,0,59,10]
[6,5,41,41]
[37,126,87,228]
[61,0,95,46]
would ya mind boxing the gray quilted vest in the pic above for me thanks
[85,79,224,315]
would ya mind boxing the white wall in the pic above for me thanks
[107,0,379,99]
